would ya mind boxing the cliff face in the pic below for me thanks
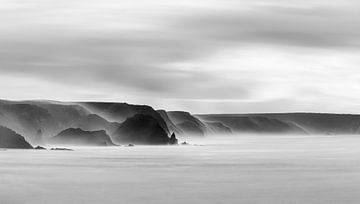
[205,122,232,134]
[0,100,90,144]
[51,128,115,146]
[0,125,33,149]
[167,111,207,136]
[197,113,360,134]
[0,102,55,144]
[253,113,360,134]
[0,100,173,146]
[112,114,171,145]
[81,102,169,133]
[157,110,183,135]
[71,114,120,134]
[3,99,360,146]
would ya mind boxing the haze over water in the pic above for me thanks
[2,135,360,204]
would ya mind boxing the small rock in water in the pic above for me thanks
[127,144,135,147]
[50,148,74,151]
[169,132,178,145]
[181,141,190,145]
[34,146,47,150]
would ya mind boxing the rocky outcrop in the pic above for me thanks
[0,125,33,149]
[50,128,116,146]
[112,114,171,145]
[169,132,178,145]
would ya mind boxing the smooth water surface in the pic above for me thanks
[2,135,360,204]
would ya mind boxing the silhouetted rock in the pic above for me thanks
[127,144,135,147]
[0,125,33,149]
[181,141,189,145]
[50,128,116,146]
[169,132,178,145]
[34,146,46,150]
[112,114,170,145]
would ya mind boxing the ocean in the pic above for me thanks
[1,135,360,204]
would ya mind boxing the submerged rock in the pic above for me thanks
[34,146,47,150]
[50,148,74,151]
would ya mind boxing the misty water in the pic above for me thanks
[2,135,360,204]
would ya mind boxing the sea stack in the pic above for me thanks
[169,132,178,145]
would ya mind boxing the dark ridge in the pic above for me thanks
[0,125,33,149]
[51,128,116,146]
[112,114,171,145]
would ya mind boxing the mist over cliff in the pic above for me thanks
[2,99,360,148]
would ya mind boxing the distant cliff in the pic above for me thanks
[196,113,360,134]
[3,99,360,147]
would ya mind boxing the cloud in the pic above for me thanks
[0,0,360,113]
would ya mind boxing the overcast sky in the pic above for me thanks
[1,0,360,113]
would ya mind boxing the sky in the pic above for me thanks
[1,0,360,113]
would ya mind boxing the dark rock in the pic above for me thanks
[181,141,189,145]
[50,148,74,151]
[50,128,116,146]
[34,146,46,150]
[112,114,170,145]
[127,144,135,147]
[169,132,178,145]
[0,125,33,149]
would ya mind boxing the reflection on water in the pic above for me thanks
[2,135,360,204]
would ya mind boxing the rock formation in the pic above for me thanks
[0,125,33,149]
